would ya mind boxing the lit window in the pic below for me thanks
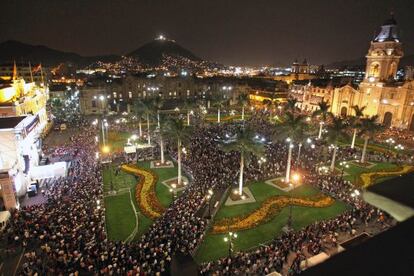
[129,92,132,98]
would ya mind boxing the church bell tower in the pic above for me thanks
[364,14,403,83]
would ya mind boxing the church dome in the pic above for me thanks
[373,14,399,42]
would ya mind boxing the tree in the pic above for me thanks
[157,114,168,164]
[213,94,228,123]
[326,117,349,171]
[50,87,81,125]
[262,99,273,113]
[165,118,192,185]
[141,99,153,145]
[151,96,164,128]
[133,99,147,137]
[276,112,308,183]
[312,99,332,139]
[220,127,265,195]
[286,98,299,114]
[238,93,249,121]
[183,100,194,126]
[359,115,383,163]
[350,105,366,149]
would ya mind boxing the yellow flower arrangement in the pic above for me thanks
[121,164,165,220]
[212,194,334,234]
[359,165,414,188]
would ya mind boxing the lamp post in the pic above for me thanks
[205,189,214,218]
[287,183,294,230]
[224,231,238,257]
[339,161,349,178]
[385,138,395,151]
[287,173,300,230]
[169,183,177,202]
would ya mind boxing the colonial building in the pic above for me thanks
[0,64,50,209]
[275,59,318,84]
[78,75,252,115]
[292,15,414,130]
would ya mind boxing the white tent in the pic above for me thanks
[30,162,67,180]
[300,252,330,270]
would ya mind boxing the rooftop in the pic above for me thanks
[0,116,27,129]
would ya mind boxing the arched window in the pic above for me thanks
[388,62,397,79]
[370,63,380,77]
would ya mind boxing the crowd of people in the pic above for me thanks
[0,112,404,275]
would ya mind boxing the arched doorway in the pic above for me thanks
[340,106,348,117]
[410,114,414,131]
[383,112,393,128]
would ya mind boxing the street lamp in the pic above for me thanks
[339,161,349,177]
[224,231,238,257]
[385,138,395,150]
[351,189,360,199]
[287,183,294,230]
[169,183,177,202]
[206,189,214,218]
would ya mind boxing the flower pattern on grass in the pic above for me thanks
[359,165,414,188]
[212,195,334,234]
[121,164,165,219]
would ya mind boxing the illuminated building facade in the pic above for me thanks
[274,59,317,84]
[0,64,49,209]
[79,75,250,115]
[292,15,414,130]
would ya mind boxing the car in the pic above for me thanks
[27,184,38,197]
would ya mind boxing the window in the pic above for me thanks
[92,100,97,108]
[370,63,380,77]
[129,91,132,99]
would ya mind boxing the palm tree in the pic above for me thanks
[213,94,228,123]
[183,100,194,126]
[326,117,349,171]
[286,98,299,114]
[157,114,168,164]
[141,99,153,145]
[350,105,366,149]
[262,99,273,113]
[359,115,383,163]
[276,112,308,183]
[151,96,164,128]
[312,99,332,139]
[238,93,249,121]
[133,99,146,137]
[220,127,265,195]
[165,118,192,185]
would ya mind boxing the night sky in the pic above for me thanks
[2,0,413,66]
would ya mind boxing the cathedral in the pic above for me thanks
[293,15,414,130]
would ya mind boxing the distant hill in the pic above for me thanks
[127,39,202,66]
[328,54,414,70]
[0,40,119,66]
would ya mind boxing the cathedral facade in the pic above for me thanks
[293,16,414,130]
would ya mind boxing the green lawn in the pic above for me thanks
[337,136,408,155]
[104,192,136,241]
[338,161,399,185]
[103,157,181,241]
[136,159,182,208]
[195,181,348,263]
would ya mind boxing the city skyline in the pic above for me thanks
[2,0,414,66]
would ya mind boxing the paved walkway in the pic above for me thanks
[19,178,60,208]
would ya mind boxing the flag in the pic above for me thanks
[32,64,42,73]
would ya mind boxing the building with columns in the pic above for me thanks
[292,15,414,130]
